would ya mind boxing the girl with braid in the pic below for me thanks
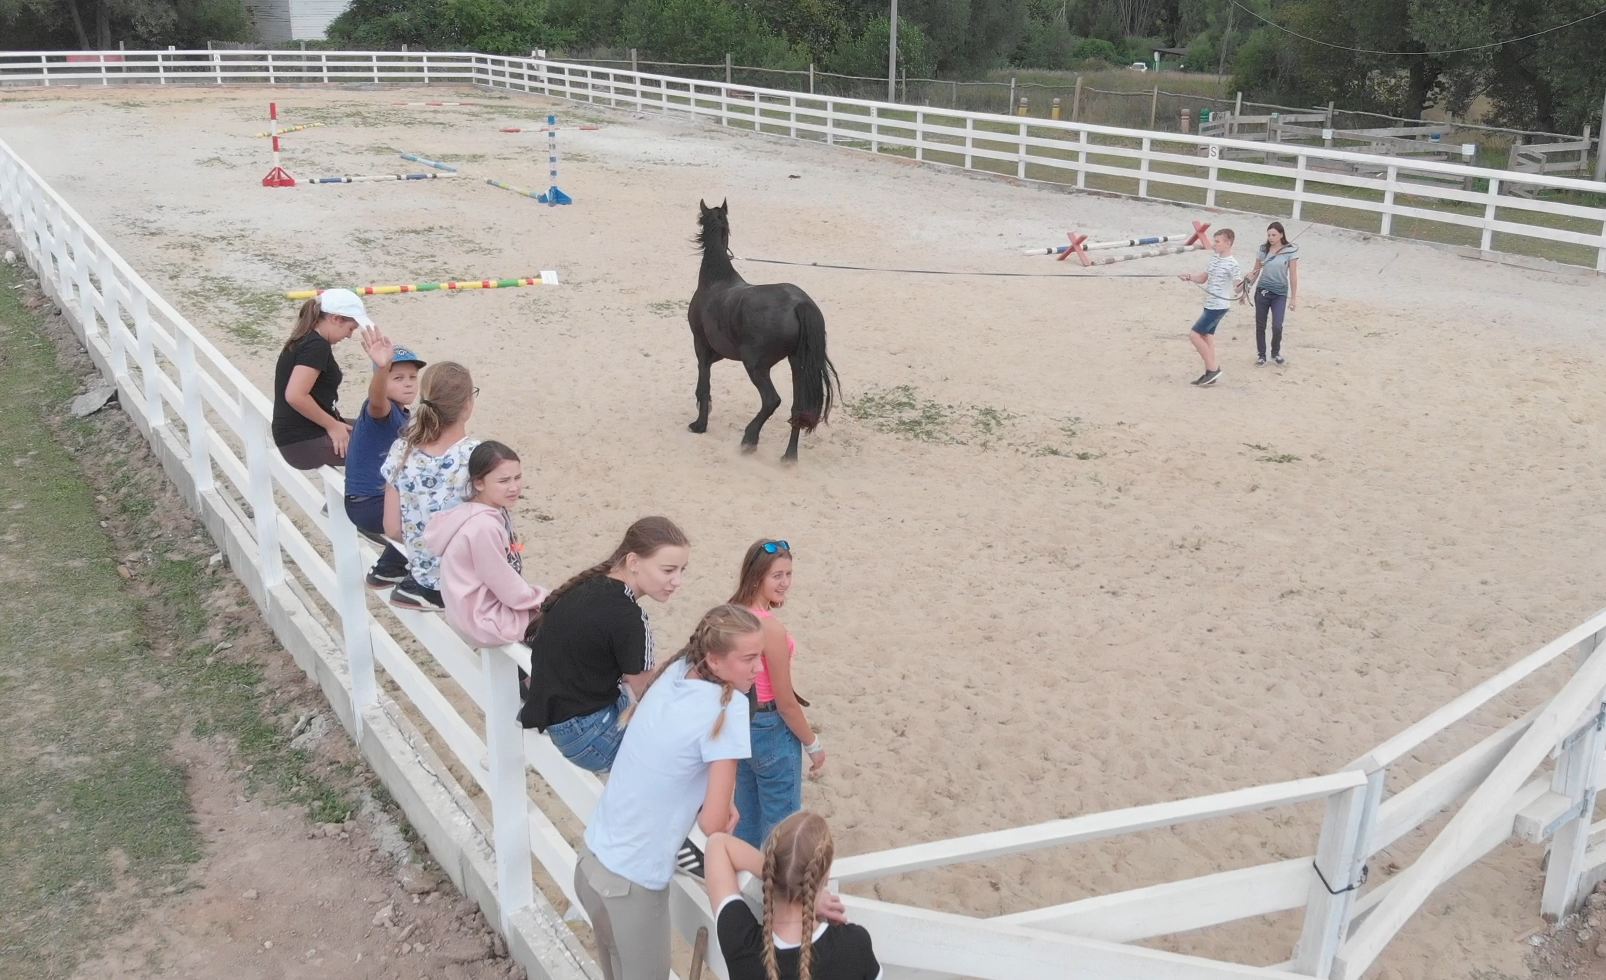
[575,604,764,980]
[518,517,690,772]
[706,812,879,980]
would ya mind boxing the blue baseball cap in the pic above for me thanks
[389,346,427,369]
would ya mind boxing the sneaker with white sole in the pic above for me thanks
[366,570,406,590]
[389,578,444,613]
[1272,354,1286,365]
[1255,355,1267,366]
[1198,369,1222,387]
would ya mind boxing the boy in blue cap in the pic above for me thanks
[347,329,426,587]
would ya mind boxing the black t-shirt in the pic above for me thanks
[272,332,343,446]
[717,897,882,980]
[519,576,650,730]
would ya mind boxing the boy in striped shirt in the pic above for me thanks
[1178,229,1243,387]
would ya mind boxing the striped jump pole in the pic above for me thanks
[399,153,459,172]
[261,102,296,188]
[392,101,478,107]
[537,114,572,206]
[284,272,559,300]
[1081,244,1198,266]
[304,173,459,184]
[1023,220,1211,266]
[485,178,544,200]
[254,122,324,138]
[498,125,601,133]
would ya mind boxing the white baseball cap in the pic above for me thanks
[318,288,374,328]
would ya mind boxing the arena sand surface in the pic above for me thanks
[5,85,1606,978]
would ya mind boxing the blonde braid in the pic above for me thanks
[795,833,832,980]
[760,844,782,980]
[618,605,758,731]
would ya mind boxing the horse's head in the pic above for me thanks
[696,199,731,251]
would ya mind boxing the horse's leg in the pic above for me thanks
[688,337,714,434]
[740,359,783,453]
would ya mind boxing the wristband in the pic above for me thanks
[804,738,824,756]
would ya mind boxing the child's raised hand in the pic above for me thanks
[360,327,396,368]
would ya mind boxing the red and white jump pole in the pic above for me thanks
[262,102,296,188]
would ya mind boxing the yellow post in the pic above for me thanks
[1050,97,1062,121]
[1017,96,1029,117]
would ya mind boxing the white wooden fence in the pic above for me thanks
[3,48,1605,271]
[5,52,1606,979]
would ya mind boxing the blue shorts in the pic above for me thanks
[1191,308,1229,336]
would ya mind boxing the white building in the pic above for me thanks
[242,0,351,43]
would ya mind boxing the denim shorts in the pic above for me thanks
[1191,307,1229,336]
[547,689,631,773]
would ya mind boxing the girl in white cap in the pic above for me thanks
[273,288,373,470]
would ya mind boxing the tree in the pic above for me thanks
[823,15,934,77]
[0,0,251,49]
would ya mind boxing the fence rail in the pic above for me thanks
[4,48,1606,980]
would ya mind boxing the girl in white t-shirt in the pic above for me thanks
[575,604,765,980]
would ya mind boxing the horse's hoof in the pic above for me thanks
[781,454,798,465]
[687,421,707,434]
[740,443,758,455]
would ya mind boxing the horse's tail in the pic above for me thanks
[789,300,839,432]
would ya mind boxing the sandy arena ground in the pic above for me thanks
[5,84,1606,978]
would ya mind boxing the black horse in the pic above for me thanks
[687,200,840,462]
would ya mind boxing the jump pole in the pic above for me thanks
[1080,244,1198,266]
[498,125,601,133]
[1022,219,1211,266]
[284,272,559,300]
[485,178,545,200]
[304,173,459,184]
[537,114,572,206]
[392,101,478,107]
[254,122,324,138]
[261,102,296,187]
[399,153,459,172]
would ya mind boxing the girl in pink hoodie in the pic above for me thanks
[424,441,548,647]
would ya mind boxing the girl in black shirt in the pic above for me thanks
[518,516,690,772]
[272,288,373,470]
[707,811,881,980]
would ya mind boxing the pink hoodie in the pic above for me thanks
[423,502,548,647]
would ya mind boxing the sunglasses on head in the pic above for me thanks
[762,540,791,554]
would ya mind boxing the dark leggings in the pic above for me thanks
[278,433,344,470]
[1254,289,1288,358]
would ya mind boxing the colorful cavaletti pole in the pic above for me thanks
[498,125,601,133]
[254,122,324,138]
[283,273,559,301]
[537,114,572,206]
[399,153,459,172]
[261,102,296,187]
[484,178,544,200]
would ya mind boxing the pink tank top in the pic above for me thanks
[749,606,796,704]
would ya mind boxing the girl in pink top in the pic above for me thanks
[728,539,824,848]
[423,441,548,647]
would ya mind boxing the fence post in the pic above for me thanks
[320,52,328,84]
[963,117,973,169]
[159,46,169,84]
[1380,164,1398,236]
[1292,154,1307,220]
[1149,84,1159,130]
[1071,76,1082,123]
[1541,693,1606,920]
[900,67,907,103]
[132,292,165,428]
[915,109,924,162]
[321,471,377,739]
[175,332,214,496]
[808,62,815,94]
[1205,145,1220,207]
[1076,130,1087,189]
[1008,76,1016,117]
[1326,100,1335,128]
[371,52,379,84]
[71,227,94,330]
[825,99,834,146]
[1291,770,1382,977]
[725,52,732,86]
[1017,121,1027,179]
[98,252,127,381]
[1234,90,1243,119]
[788,94,797,139]
[1481,178,1500,253]
[870,105,879,153]
[242,410,283,590]
[1461,143,1477,191]
[1596,89,1606,182]
[482,645,537,931]
[213,46,222,85]
[1138,136,1151,197]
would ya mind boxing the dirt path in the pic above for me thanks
[0,251,522,980]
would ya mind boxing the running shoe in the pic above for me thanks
[389,579,443,613]
[1199,369,1222,387]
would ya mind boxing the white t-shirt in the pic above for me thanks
[585,659,752,890]
[1203,254,1243,311]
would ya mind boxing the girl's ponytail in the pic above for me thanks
[283,298,322,353]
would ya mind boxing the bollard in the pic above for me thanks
[1051,97,1062,121]
[1180,108,1191,134]
[1017,96,1029,117]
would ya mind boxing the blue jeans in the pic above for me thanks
[547,690,631,773]
[733,710,803,848]
[344,493,408,579]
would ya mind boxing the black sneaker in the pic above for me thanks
[1255,355,1267,366]
[1190,371,1210,386]
[389,579,443,613]
[1272,354,1286,365]
[676,838,706,878]
[366,570,406,590]
[1198,369,1222,387]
